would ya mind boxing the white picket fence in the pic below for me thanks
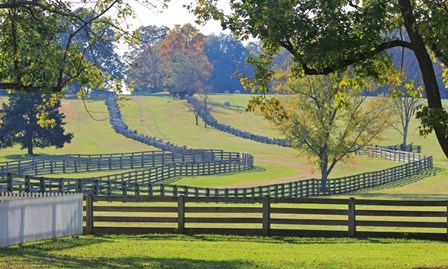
[0,192,83,248]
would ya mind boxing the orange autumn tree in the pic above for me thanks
[159,24,212,98]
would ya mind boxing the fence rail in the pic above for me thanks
[0,153,254,194]
[0,147,431,198]
[0,150,239,177]
[83,195,448,241]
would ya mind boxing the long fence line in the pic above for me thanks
[0,153,254,194]
[186,96,290,147]
[0,150,244,177]
[186,96,422,153]
[107,94,205,153]
[0,147,432,198]
[84,195,448,241]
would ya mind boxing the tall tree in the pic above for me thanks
[191,0,448,158]
[0,0,164,94]
[248,74,394,190]
[205,34,253,93]
[0,92,73,155]
[159,24,213,98]
[125,25,169,93]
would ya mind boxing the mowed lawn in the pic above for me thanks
[119,94,397,187]
[0,97,156,162]
[1,235,448,269]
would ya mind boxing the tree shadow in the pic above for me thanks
[158,166,265,185]
[0,236,264,269]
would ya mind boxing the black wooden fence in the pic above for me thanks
[0,147,432,198]
[84,195,448,241]
[0,150,250,177]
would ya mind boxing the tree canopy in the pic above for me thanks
[0,92,73,155]
[191,0,448,158]
[249,74,393,189]
[159,24,213,98]
[0,0,164,94]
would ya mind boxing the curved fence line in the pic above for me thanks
[107,94,202,153]
[0,150,235,177]
[186,96,290,147]
[0,146,432,197]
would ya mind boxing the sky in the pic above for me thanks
[129,0,229,35]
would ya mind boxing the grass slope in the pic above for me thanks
[1,235,448,269]
[119,94,396,188]
[186,94,448,199]
[0,97,155,162]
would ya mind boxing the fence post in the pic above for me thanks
[262,196,270,236]
[7,173,13,192]
[178,195,185,234]
[25,175,31,192]
[85,194,94,235]
[348,197,356,238]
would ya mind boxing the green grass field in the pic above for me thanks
[119,94,397,187]
[2,94,448,268]
[1,235,448,269]
[0,97,155,162]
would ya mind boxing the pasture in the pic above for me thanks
[1,93,448,269]
[1,235,448,269]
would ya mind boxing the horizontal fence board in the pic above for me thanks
[93,216,178,223]
[356,220,447,228]
[270,229,348,237]
[185,217,262,224]
[185,197,263,203]
[271,208,348,215]
[356,210,446,217]
[93,196,178,203]
[92,206,178,213]
[185,207,262,213]
[356,200,446,206]
[88,227,178,235]
[271,197,349,204]
[270,218,348,226]
[184,228,261,236]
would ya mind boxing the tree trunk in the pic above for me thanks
[26,130,33,155]
[320,152,329,192]
[195,114,199,126]
[398,0,448,158]
[402,124,408,151]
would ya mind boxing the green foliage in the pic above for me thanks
[191,0,448,158]
[0,92,73,155]
[0,0,166,94]
[248,75,394,184]
[159,24,213,97]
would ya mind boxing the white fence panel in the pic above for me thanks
[0,193,83,248]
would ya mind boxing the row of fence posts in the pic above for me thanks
[84,195,359,237]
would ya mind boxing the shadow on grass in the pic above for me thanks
[343,167,448,200]
[119,233,430,246]
[0,236,259,269]
[158,166,265,185]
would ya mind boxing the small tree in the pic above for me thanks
[186,88,213,127]
[249,74,394,191]
[390,78,422,150]
[0,92,73,155]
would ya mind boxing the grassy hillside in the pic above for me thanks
[119,94,397,188]
[0,97,155,162]
[192,94,448,199]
